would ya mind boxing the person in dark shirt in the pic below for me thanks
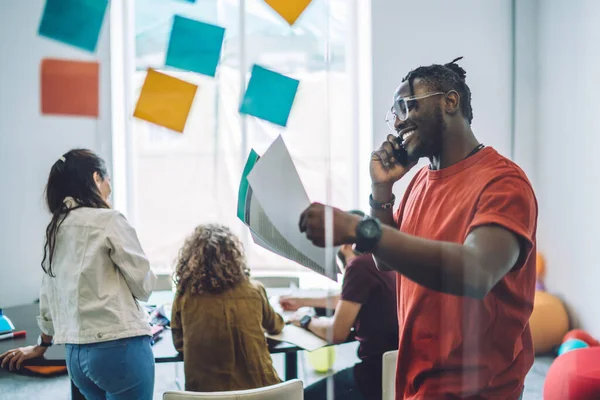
[281,210,398,400]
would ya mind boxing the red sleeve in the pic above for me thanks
[340,257,377,304]
[468,175,538,267]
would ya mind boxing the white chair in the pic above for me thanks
[163,379,304,400]
[382,350,398,400]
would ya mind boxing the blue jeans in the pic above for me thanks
[65,335,155,400]
[304,367,365,400]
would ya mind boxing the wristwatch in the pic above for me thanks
[353,216,382,254]
[369,194,395,210]
[37,335,53,347]
[299,315,312,330]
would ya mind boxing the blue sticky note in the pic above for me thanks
[239,65,299,127]
[165,16,225,77]
[38,0,108,53]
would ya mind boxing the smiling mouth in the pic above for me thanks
[401,129,417,145]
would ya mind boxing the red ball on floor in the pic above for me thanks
[544,347,600,400]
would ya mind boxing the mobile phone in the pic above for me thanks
[392,136,416,167]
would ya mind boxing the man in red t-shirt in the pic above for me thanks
[298,58,537,399]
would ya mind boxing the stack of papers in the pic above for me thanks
[237,136,338,281]
[266,325,328,352]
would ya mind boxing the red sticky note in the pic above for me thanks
[41,58,99,118]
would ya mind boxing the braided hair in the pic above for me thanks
[402,57,473,124]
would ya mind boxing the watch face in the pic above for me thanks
[300,315,311,327]
[361,220,378,239]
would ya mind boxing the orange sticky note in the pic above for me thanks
[133,69,198,133]
[41,58,99,118]
[264,0,313,26]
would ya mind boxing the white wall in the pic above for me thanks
[536,0,600,335]
[0,1,113,307]
[513,0,539,187]
[356,0,515,207]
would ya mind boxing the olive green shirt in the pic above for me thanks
[171,279,284,392]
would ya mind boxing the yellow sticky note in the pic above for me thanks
[264,0,313,26]
[133,69,198,133]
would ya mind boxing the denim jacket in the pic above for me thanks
[37,197,156,344]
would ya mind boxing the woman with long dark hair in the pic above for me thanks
[0,149,156,399]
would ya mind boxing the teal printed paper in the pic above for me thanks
[237,149,260,222]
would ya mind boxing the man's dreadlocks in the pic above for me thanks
[402,57,473,124]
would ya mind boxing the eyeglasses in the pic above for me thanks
[385,91,445,131]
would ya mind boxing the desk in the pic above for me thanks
[0,302,304,400]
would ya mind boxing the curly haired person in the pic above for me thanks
[171,224,285,392]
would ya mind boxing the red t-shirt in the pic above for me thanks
[393,147,538,400]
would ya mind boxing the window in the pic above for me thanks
[133,0,356,281]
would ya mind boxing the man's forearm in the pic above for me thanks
[307,317,333,342]
[307,317,348,344]
[370,184,396,227]
[299,294,340,310]
[374,226,490,299]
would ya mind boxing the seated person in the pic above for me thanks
[171,224,284,392]
[281,211,399,400]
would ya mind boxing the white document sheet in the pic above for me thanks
[248,193,329,274]
[265,324,329,352]
[247,136,338,280]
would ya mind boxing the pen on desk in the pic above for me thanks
[0,330,26,341]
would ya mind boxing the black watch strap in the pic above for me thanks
[37,335,53,347]
[300,315,312,330]
[354,216,382,254]
[369,194,395,210]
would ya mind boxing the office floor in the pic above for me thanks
[0,345,553,400]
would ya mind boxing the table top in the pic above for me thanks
[0,294,302,366]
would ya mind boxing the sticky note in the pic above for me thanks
[38,0,108,53]
[41,58,99,118]
[263,0,313,26]
[239,65,299,127]
[165,16,225,77]
[133,69,198,133]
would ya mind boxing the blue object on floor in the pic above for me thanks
[557,338,589,356]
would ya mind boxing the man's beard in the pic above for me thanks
[410,105,446,159]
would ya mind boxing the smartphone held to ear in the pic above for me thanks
[392,136,417,167]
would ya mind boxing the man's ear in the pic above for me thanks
[445,90,460,115]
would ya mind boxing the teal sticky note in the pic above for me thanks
[165,16,225,77]
[239,65,299,127]
[38,0,108,53]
